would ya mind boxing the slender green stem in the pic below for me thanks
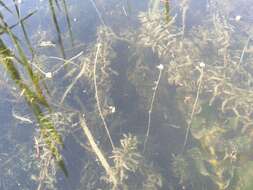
[49,0,66,59]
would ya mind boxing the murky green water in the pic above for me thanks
[0,0,253,189]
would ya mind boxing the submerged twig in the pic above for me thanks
[80,115,117,186]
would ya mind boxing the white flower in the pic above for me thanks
[109,106,116,113]
[45,72,52,79]
[235,15,241,22]
[199,62,205,68]
[156,64,164,70]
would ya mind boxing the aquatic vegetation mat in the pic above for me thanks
[1,0,253,189]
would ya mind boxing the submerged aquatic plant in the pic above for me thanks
[111,134,142,183]
[0,4,68,189]
[138,11,180,57]
[1,0,253,189]
[131,0,253,189]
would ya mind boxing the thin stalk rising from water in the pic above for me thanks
[93,43,115,149]
[143,64,164,152]
[49,0,66,59]
[182,63,205,152]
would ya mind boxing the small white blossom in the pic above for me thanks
[45,72,52,79]
[235,15,241,22]
[156,64,164,70]
[109,106,116,113]
[199,62,205,68]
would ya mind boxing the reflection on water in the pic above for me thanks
[0,0,253,189]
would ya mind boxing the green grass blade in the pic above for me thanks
[0,0,13,14]
[49,0,66,59]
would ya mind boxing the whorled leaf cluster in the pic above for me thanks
[79,26,117,117]
[102,134,163,190]
[138,11,181,58]
[1,0,253,190]
[133,0,253,189]
[110,134,142,184]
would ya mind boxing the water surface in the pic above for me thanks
[1,0,253,190]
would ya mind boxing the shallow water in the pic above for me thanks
[0,0,253,190]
